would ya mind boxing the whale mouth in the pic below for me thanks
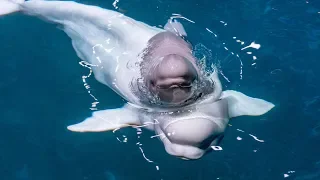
[153,79,203,107]
[155,80,192,89]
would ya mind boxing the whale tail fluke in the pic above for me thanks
[0,0,25,16]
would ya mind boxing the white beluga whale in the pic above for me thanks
[0,0,275,160]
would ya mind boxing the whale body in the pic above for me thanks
[0,0,275,160]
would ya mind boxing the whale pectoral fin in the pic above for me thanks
[67,106,141,132]
[164,19,187,37]
[221,90,275,118]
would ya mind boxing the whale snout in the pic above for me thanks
[160,117,225,159]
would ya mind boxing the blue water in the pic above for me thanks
[0,0,319,179]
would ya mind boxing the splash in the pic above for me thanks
[283,170,295,178]
[112,0,119,9]
[78,60,100,110]
[241,42,261,50]
[211,146,223,151]
[170,13,195,24]
[236,128,265,143]
[112,122,162,178]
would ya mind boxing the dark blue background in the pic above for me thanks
[0,0,319,179]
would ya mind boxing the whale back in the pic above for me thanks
[60,10,164,103]
[18,0,164,104]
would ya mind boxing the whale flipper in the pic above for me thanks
[221,90,275,118]
[67,104,143,132]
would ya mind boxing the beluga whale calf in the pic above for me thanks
[0,0,275,160]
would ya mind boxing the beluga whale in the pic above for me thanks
[0,0,275,160]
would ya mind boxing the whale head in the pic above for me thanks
[142,32,201,106]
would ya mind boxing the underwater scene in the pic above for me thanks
[0,0,319,179]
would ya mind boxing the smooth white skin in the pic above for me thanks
[0,0,275,160]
